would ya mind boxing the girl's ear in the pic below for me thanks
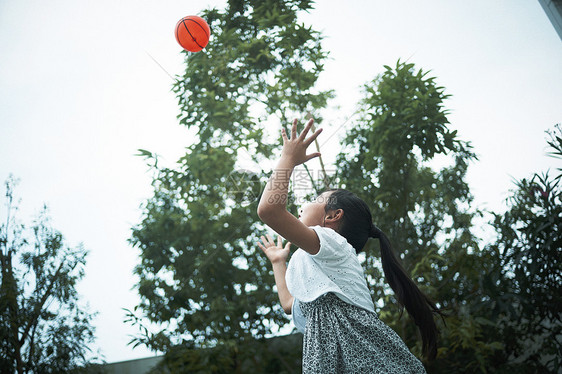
[325,209,344,223]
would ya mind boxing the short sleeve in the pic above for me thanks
[310,226,354,263]
[291,299,306,333]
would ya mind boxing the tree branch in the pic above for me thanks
[19,260,66,345]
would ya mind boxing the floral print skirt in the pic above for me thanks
[299,293,427,374]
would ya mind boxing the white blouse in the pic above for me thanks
[286,226,375,331]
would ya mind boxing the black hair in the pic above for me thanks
[323,188,442,360]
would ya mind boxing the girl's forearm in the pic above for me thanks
[271,261,294,314]
[257,157,295,216]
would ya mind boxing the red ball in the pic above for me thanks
[175,16,210,52]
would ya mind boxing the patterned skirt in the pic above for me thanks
[299,293,427,374]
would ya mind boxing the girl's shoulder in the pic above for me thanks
[311,226,351,246]
[309,226,355,260]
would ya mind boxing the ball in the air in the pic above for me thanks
[175,15,210,52]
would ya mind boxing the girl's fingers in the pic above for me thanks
[285,119,321,149]
[277,235,282,247]
[266,234,274,244]
[284,242,291,250]
[260,236,271,248]
[291,118,298,140]
[257,242,266,251]
[299,118,314,140]
[305,152,321,162]
[281,127,288,142]
[304,127,323,147]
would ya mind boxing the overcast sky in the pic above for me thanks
[1,0,561,364]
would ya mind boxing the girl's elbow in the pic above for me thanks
[257,205,269,220]
[283,297,294,315]
[257,205,277,222]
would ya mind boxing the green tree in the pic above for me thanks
[0,176,98,374]
[127,0,332,366]
[481,125,561,373]
[335,61,506,371]
[336,62,561,372]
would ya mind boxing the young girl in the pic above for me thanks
[257,119,440,373]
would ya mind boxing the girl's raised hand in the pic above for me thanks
[257,234,291,264]
[281,118,323,166]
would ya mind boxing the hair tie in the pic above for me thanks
[370,224,382,238]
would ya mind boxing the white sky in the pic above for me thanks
[1,0,561,364]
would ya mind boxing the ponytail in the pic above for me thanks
[370,225,441,360]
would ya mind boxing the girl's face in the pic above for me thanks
[298,191,332,227]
